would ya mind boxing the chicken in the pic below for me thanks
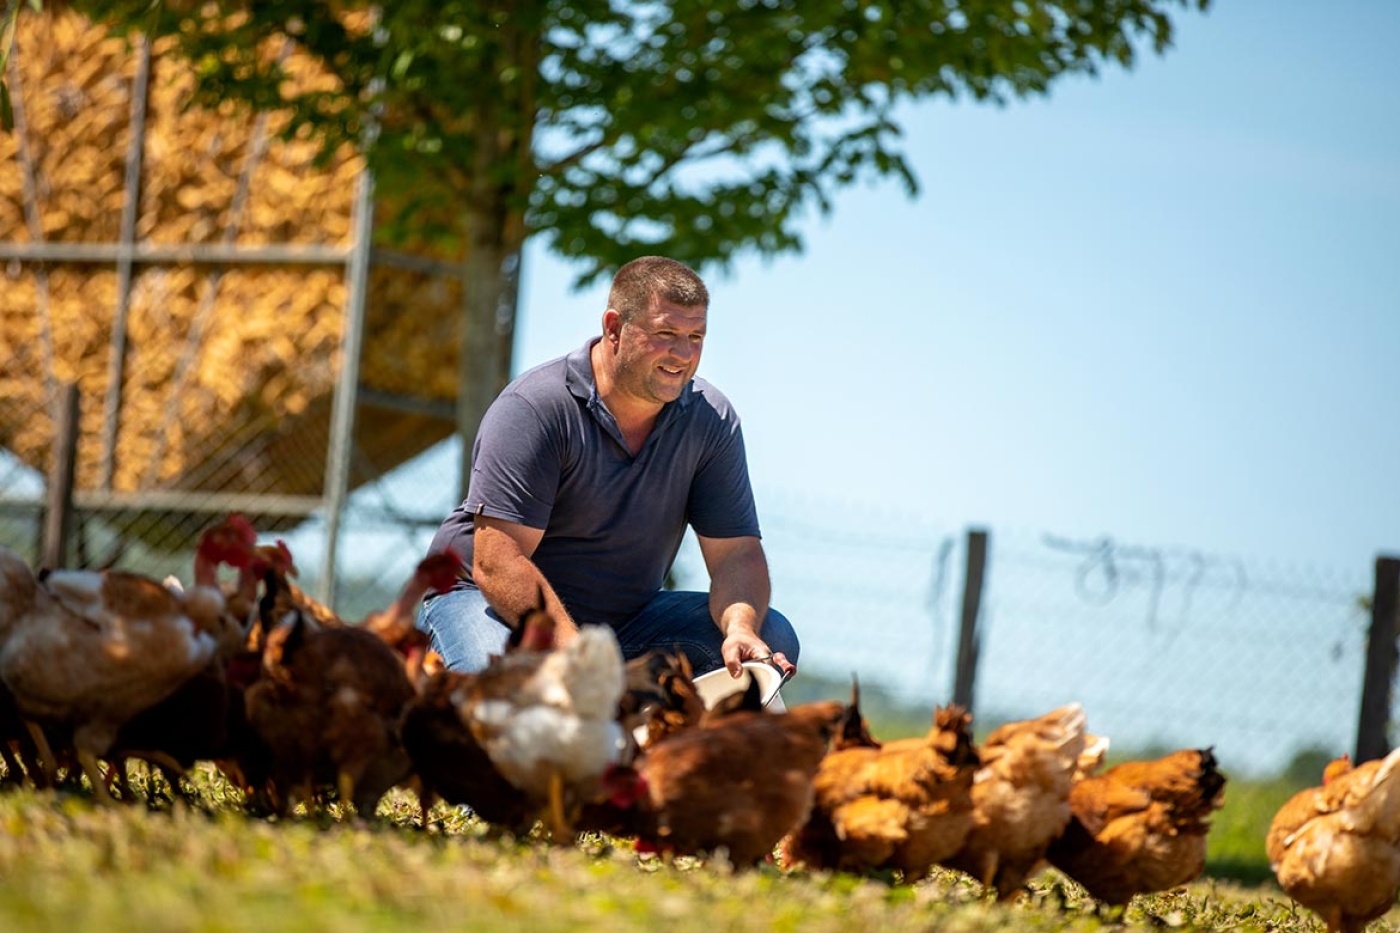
[253,546,462,648]
[458,601,628,840]
[1266,748,1400,933]
[780,703,981,880]
[0,679,48,785]
[942,702,1088,900]
[1046,747,1227,907]
[0,518,255,803]
[623,650,706,750]
[1076,733,1111,780]
[104,649,260,803]
[360,551,464,649]
[617,697,848,867]
[399,666,535,833]
[830,677,881,752]
[243,605,417,817]
[103,517,277,799]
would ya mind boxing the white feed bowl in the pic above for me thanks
[691,661,787,712]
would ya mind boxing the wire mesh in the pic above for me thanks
[753,503,1375,779]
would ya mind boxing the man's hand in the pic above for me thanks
[700,534,785,677]
[719,617,796,679]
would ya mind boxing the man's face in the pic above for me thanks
[611,295,707,407]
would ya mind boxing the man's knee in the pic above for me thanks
[762,607,801,665]
[419,588,510,673]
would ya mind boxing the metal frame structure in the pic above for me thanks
[0,35,460,603]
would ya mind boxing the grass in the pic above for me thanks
[1,766,1394,933]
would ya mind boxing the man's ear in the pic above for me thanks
[602,308,622,344]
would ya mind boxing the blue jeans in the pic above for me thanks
[417,587,800,677]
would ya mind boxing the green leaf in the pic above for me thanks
[0,83,12,133]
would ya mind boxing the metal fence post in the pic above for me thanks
[1356,555,1400,763]
[41,382,80,568]
[952,527,988,714]
[318,165,376,607]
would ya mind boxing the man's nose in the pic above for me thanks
[668,336,698,361]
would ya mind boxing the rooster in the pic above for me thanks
[943,702,1088,900]
[1267,748,1400,933]
[0,517,256,803]
[780,702,981,880]
[1046,747,1226,908]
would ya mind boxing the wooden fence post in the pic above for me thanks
[1356,555,1400,764]
[952,527,988,715]
[41,382,80,568]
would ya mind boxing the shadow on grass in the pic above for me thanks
[1206,857,1275,888]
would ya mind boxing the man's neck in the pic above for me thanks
[591,339,661,452]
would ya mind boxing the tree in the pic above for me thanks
[37,0,1209,496]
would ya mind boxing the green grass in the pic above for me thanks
[0,766,1392,933]
[1206,777,1304,886]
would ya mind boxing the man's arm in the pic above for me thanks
[473,515,580,641]
[695,533,792,678]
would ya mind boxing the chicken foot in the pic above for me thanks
[547,769,570,842]
[23,720,59,789]
[77,748,116,805]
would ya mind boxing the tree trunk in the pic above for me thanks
[456,226,520,501]
[453,19,538,500]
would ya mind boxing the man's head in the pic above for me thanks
[607,256,709,325]
[600,256,709,410]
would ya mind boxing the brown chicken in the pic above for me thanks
[105,649,260,802]
[780,703,980,880]
[244,604,417,817]
[1046,747,1227,907]
[1267,748,1400,933]
[624,650,706,750]
[0,522,255,803]
[252,546,462,648]
[618,697,848,867]
[942,702,1089,900]
[0,679,47,785]
[103,517,273,799]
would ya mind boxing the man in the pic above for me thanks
[420,256,799,683]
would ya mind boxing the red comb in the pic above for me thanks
[197,514,258,567]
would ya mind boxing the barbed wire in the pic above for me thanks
[1039,532,1249,633]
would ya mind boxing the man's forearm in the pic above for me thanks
[476,554,579,639]
[708,546,771,637]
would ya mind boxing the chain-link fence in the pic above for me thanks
[754,494,1379,779]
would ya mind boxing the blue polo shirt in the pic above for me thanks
[428,338,760,629]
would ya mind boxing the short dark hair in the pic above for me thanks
[608,256,709,324]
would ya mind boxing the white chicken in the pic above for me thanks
[460,607,626,839]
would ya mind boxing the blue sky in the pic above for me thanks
[511,0,1400,577]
